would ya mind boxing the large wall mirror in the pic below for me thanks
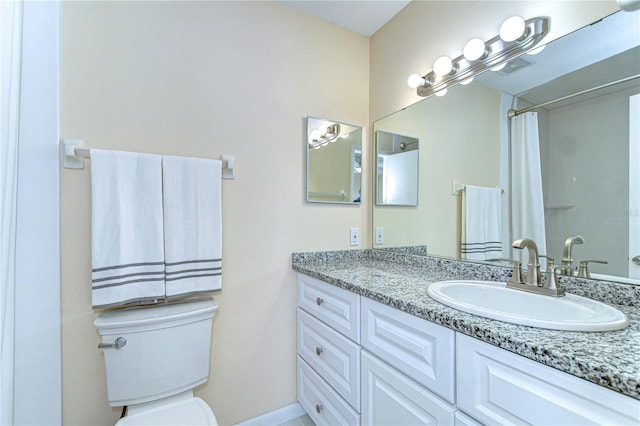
[372,10,640,285]
[307,116,362,204]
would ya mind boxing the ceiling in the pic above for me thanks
[279,0,411,37]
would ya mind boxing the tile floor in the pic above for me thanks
[278,414,314,426]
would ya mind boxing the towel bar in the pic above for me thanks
[452,179,505,196]
[61,139,235,179]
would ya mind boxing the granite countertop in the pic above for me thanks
[292,249,640,401]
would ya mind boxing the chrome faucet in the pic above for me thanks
[512,238,541,286]
[561,235,584,275]
[503,238,565,297]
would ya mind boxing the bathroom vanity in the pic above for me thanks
[292,250,640,425]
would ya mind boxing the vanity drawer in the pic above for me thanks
[297,273,360,343]
[456,334,640,425]
[361,297,455,403]
[297,356,360,426]
[297,308,360,410]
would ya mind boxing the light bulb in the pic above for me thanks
[435,88,448,97]
[527,44,546,55]
[463,38,486,61]
[407,73,426,88]
[499,16,526,42]
[491,62,506,72]
[460,77,474,85]
[433,56,453,76]
[309,129,321,141]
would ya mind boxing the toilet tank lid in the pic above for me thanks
[94,297,218,330]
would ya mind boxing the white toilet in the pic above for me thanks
[94,297,219,425]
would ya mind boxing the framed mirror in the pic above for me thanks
[306,116,362,204]
[372,10,640,285]
[375,131,419,206]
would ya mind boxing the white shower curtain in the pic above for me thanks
[1,1,22,423]
[510,112,547,265]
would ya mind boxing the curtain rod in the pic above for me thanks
[508,74,640,119]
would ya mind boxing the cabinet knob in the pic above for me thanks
[316,297,323,306]
[315,404,323,414]
[315,347,323,356]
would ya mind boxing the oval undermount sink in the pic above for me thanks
[427,280,629,331]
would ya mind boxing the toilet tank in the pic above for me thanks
[94,297,218,407]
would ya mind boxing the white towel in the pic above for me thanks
[90,150,165,308]
[461,185,503,261]
[162,156,222,298]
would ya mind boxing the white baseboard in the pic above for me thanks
[234,402,306,426]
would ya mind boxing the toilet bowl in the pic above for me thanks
[94,297,219,425]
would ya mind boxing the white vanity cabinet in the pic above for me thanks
[296,274,361,425]
[456,334,640,425]
[296,273,640,426]
[360,297,456,425]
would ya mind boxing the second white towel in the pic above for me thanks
[162,156,222,298]
[461,185,503,261]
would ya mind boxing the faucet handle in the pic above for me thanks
[488,258,525,285]
[577,259,608,278]
[539,255,555,271]
[543,265,574,296]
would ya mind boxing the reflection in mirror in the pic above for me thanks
[376,131,419,206]
[372,10,640,285]
[306,116,362,204]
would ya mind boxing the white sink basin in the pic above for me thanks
[427,280,629,331]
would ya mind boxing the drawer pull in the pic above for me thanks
[316,297,324,306]
[315,404,323,414]
[315,347,323,356]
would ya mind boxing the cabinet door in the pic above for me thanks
[298,273,360,343]
[298,356,360,426]
[361,297,455,403]
[297,308,360,410]
[361,351,455,426]
[457,334,640,425]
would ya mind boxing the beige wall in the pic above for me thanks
[60,2,369,425]
[370,0,619,121]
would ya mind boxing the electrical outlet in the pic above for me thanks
[350,227,360,246]
[375,227,384,245]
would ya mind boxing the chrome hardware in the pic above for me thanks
[315,347,323,356]
[512,238,541,286]
[316,297,323,306]
[539,255,555,271]
[577,259,608,278]
[560,235,584,275]
[632,255,640,266]
[541,265,574,297]
[488,258,524,286]
[315,404,323,414]
[98,337,127,350]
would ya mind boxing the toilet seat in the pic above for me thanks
[116,396,218,426]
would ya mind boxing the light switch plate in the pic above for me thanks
[350,227,360,246]
[375,227,384,245]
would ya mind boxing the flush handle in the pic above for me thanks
[315,404,323,414]
[316,297,323,306]
[98,337,127,350]
[315,347,323,356]
[632,255,640,266]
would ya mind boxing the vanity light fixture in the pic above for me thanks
[308,123,341,149]
[408,16,549,98]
